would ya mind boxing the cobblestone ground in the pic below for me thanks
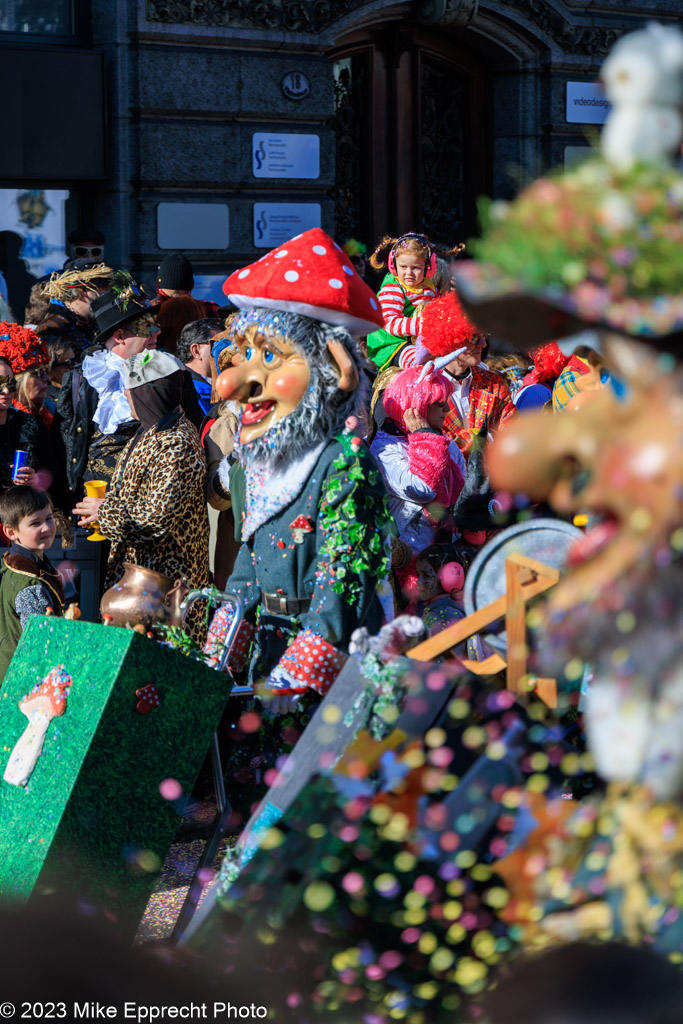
[136,801,233,943]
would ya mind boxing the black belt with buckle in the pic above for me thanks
[261,592,312,616]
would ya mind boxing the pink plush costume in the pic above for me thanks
[370,365,465,599]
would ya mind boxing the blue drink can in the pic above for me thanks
[12,450,29,481]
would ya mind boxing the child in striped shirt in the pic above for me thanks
[366,233,463,371]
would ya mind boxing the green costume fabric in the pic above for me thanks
[227,435,394,687]
[366,273,415,370]
[0,553,64,681]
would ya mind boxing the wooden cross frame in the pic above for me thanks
[407,553,559,708]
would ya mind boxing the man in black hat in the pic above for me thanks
[58,273,163,499]
[59,272,204,501]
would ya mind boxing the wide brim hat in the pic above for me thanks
[223,227,385,336]
[44,261,115,306]
[91,273,159,346]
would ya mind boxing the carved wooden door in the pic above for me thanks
[330,23,490,250]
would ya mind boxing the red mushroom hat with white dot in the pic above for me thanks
[223,228,384,336]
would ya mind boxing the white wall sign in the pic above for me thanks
[252,133,320,179]
[157,202,229,249]
[0,188,68,319]
[253,203,321,248]
[281,72,310,101]
[0,188,68,278]
[566,81,611,125]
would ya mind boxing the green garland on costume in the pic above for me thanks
[318,434,395,605]
[346,651,409,741]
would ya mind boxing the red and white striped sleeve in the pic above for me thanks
[377,282,420,338]
[397,344,418,368]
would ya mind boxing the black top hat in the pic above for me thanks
[91,272,157,346]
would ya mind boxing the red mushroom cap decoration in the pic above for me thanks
[289,514,315,544]
[136,684,160,715]
[223,228,384,337]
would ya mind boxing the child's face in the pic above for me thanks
[5,505,56,556]
[394,252,426,287]
[425,400,449,431]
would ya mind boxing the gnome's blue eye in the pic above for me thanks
[263,349,275,364]
[245,346,253,361]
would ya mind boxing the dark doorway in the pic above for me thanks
[330,21,490,251]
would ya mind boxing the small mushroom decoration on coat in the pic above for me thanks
[136,684,160,715]
[289,514,315,545]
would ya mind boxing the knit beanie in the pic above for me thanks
[156,253,194,292]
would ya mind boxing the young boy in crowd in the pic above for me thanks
[0,486,64,680]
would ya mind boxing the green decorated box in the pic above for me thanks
[0,616,230,935]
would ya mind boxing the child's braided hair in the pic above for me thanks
[369,232,465,271]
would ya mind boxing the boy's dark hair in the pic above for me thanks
[0,486,52,530]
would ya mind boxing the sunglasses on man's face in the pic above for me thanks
[54,358,76,370]
[73,245,103,258]
[0,374,16,395]
[73,244,104,258]
[27,369,50,382]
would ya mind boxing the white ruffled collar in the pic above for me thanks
[82,349,133,436]
[82,348,125,392]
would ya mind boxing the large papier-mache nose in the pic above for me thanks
[216,362,261,402]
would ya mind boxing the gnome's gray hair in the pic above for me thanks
[234,308,368,464]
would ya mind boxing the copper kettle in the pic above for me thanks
[100,563,188,631]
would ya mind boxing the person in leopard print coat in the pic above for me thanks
[74,350,209,641]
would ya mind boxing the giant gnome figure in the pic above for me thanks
[206,229,394,710]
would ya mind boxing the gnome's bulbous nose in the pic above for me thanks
[216,364,253,401]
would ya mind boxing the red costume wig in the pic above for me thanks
[523,341,570,387]
[419,290,481,357]
[0,322,49,374]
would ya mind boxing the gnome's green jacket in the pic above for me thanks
[204,435,395,696]
[0,547,64,681]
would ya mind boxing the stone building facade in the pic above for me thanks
[1,0,680,301]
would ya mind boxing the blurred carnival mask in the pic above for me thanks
[488,335,683,612]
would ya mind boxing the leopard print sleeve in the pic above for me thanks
[97,423,206,544]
